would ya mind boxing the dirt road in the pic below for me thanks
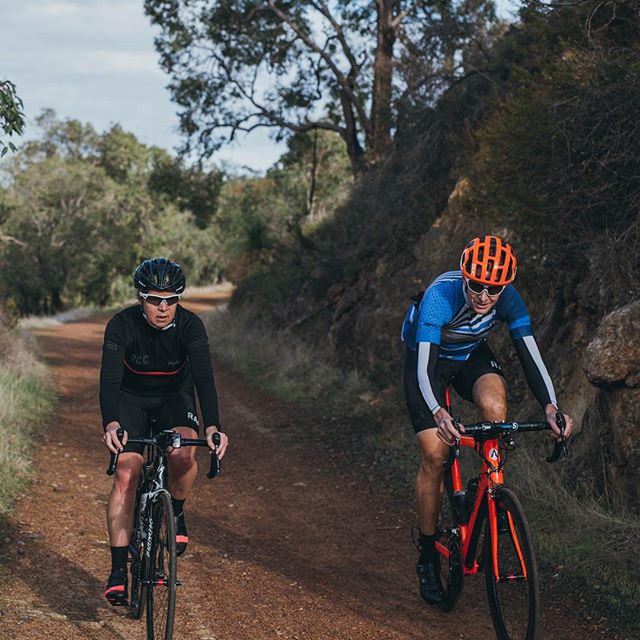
[0,292,604,639]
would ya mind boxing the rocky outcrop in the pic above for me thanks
[580,301,640,509]
[583,301,640,388]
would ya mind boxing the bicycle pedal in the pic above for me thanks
[106,595,129,607]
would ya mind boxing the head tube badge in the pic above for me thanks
[489,447,499,461]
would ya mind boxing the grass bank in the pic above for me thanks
[206,306,640,635]
[0,325,55,522]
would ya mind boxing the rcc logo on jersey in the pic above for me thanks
[187,411,200,426]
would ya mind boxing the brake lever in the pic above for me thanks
[546,411,569,463]
[106,428,125,476]
[207,432,222,479]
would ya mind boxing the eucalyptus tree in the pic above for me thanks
[0,80,25,157]
[145,0,497,173]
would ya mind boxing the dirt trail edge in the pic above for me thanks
[0,291,597,640]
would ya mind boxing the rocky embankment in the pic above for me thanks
[582,301,640,507]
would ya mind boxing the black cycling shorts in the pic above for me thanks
[403,340,505,433]
[119,388,200,455]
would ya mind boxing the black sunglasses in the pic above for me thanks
[466,280,505,297]
[139,292,181,307]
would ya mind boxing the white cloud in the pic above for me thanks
[73,51,162,76]
[0,0,284,170]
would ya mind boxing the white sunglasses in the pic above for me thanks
[138,292,181,307]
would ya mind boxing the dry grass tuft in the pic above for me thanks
[0,313,55,518]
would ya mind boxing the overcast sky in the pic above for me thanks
[1,0,521,174]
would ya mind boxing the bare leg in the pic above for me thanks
[107,452,143,546]
[415,428,450,535]
[472,374,508,422]
[167,426,198,500]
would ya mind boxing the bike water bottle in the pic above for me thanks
[453,490,469,524]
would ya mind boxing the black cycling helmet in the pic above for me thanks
[133,257,186,294]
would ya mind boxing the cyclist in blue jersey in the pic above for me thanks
[401,235,573,606]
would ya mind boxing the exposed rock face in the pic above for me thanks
[579,301,640,509]
[583,301,640,388]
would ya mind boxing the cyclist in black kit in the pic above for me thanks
[100,257,229,605]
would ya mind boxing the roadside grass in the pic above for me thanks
[0,328,55,522]
[205,305,369,407]
[205,306,640,634]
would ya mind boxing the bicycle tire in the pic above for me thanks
[485,487,539,640]
[146,491,177,640]
[129,500,147,620]
[436,472,464,612]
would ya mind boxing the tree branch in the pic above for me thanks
[265,0,372,140]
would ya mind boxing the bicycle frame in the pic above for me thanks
[435,388,529,583]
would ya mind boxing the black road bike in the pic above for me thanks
[107,427,221,640]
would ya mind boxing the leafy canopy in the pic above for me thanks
[0,81,25,157]
[145,0,497,171]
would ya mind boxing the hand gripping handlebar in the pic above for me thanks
[106,428,222,477]
[546,412,569,463]
[106,428,125,476]
[457,411,569,464]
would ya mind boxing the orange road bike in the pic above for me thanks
[107,428,221,640]
[435,389,567,640]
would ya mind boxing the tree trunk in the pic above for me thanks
[371,0,396,162]
[340,87,366,174]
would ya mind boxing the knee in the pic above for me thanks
[477,396,507,421]
[169,449,195,476]
[113,465,141,495]
[418,450,447,479]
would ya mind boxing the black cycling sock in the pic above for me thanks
[419,533,438,563]
[110,546,128,573]
[171,497,185,517]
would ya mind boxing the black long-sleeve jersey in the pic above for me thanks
[99,304,220,428]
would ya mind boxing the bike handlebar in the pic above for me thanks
[106,428,222,478]
[455,411,569,463]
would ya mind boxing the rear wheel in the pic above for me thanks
[145,491,176,640]
[485,487,539,640]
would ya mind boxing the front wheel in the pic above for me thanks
[435,473,464,612]
[146,491,177,640]
[485,487,539,640]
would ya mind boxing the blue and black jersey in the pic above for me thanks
[402,271,557,415]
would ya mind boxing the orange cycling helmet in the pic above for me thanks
[460,235,517,286]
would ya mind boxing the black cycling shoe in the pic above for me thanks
[175,511,188,557]
[417,558,444,605]
[104,568,128,606]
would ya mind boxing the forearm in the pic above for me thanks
[100,349,125,428]
[417,341,442,414]
[513,336,558,409]
[188,346,221,428]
